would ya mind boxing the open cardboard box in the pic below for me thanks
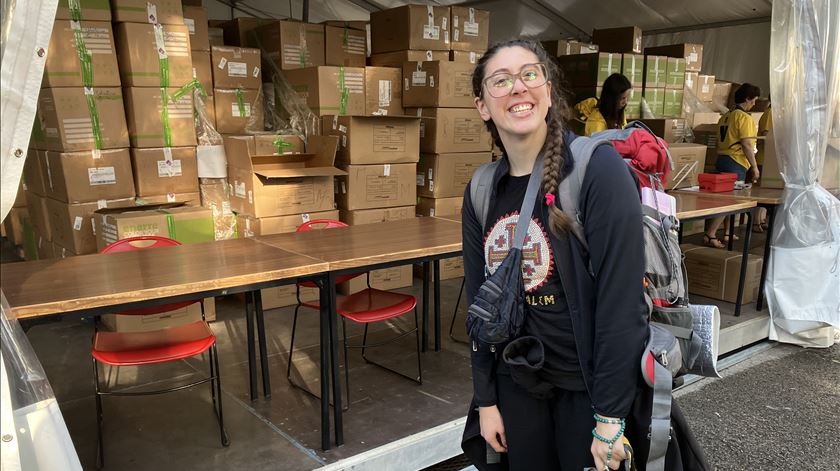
[225,135,346,218]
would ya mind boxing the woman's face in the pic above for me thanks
[619,89,631,110]
[475,46,551,138]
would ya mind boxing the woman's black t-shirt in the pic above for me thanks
[483,173,586,391]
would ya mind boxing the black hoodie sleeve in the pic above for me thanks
[462,184,498,407]
[580,145,649,418]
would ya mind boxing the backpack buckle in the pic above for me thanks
[647,426,674,441]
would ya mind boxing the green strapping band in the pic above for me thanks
[165,213,176,240]
[338,65,349,116]
[69,0,104,149]
[68,0,82,22]
[171,78,206,101]
[234,88,247,118]
[160,88,173,147]
[273,135,294,154]
[343,25,349,47]
[85,91,104,149]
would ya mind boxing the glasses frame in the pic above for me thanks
[482,62,549,98]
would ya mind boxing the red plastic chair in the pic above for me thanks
[93,236,229,467]
[286,220,422,406]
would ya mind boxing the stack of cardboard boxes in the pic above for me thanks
[2,184,31,260]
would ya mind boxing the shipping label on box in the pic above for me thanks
[210,46,262,89]
[665,143,706,189]
[237,210,340,237]
[416,196,463,218]
[94,204,214,251]
[255,21,325,70]
[643,55,667,89]
[191,51,213,95]
[183,6,210,51]
[283,66,366,116]
[324,25,367,67]
[402,61,476,108]
[112,0,184,24]
[46,197,134,255]
[124,87,196,148]
[665,58,686,90]
[45,148,135,203]
[115,23,193,88]
[450,7,489,52]
[417,152,492,198]
[131,147,199,197]
[407,107,492,154]
[323,115,421,165]
[336,163,417,211]
[213,88,264,134]
[31,87,129,152]
[44,21,120,88]
[365,66,403,115]
[339,206,415,225]
[369,50,449,67]
[370,5,451,54]
[338,265,414,295]
[55,0,111,21]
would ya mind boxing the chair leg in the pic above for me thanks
[448,278,467,343]
[286,304,301,382]
[208,348,218,411]
[414,307,423,384]
[358,318,421,384]
[341,317,350,409]
[211,344,230,446]
[92,358,104,469]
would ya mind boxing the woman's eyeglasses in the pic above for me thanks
[482,63,548,98]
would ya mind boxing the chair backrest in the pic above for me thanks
[100,236,198,317]
[296,219,349,231]
[101,236,182,254]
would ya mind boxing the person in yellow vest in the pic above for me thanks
[704,83,761,248]
[574,73,631,136]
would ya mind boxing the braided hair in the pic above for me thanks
[471,39,573,236]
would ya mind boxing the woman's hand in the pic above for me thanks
[479,405,507,453]
[749,165,761,183]
[590,420,627,470]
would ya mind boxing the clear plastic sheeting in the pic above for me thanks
[1,293,82,470]
[766,0,840,347]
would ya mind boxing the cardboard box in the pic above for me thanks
[131,147,199,197]
[413,256,464,280]
[665,143,706,189]
[370,5,451,54]
[696,75,715,102]
[338,265,414,295]
[31,87,129,152]
[224,134,305,156]
[43,21,120,88]
[2,207,29,247]
[322,115,421,165]
[407,107,492,154]
[224,135,344,218]
[449,50,484,64]
[450,7,490,52]
[712,81,734,108]
[417,152,492,198]
[44,148,136,203]
[260,284,320,310]
[124,87,196,148]
[213,88,263,134]
[200,95,217,129]
[692,112,723,128]
[760,128,784,189]
[322,20,369,30]
[339,206,415,225]
[665,58,686,90]
[645,43,703,72]
[24,192,52,241]
[621,53,644,86]
[55,0,111,21]
[183,6,209,51]
[625,87,643,119]
[101,302,203,333]
[221,17,271,47]
[643,88,665,117]
[592,26,642,54]
[12,181,26,208]
[115,23,192,88]
[684,71,699,97]
[36,236,56,260]
[663,89,685,118]
[136,192,201,206]
[402,61,476,108]
[692,124,720,166]
[324,25,367,67]
[237,210,340,237]
[365,66,403,116]
[542,40,598,56]
[640,119,686,143]
[559,53,622,87]
[643,55,667,89]
[255,21,326,70]
[684,247,762,303]
[210,46,262,89]
[45,196,134,255]
[416,196,462,217]
[191,51,213,95]
[368,50,449,67]
[23,149,49,196]
[111,0,183,24]
[336,163,416,210]
[282,66,365,116]
[208,27,224,47]
[94,204,215,251]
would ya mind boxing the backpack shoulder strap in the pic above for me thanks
[469,160,501,229]
[558,135,612,251]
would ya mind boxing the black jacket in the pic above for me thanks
[462,132,649,417]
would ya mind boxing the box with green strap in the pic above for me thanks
[94,203,215,251]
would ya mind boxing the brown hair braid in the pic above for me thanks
[471,38,574,236]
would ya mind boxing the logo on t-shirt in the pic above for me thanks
[484,212,554,292]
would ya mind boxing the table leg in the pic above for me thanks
[727,214,736,251]
[422,262,430,352]
[317,276,331,451]
[433,259,441,352]
[756,204,776,311]
[734,210,754,317]
[253,290,271,398]
[327,271,344,446]
[245,292,257,401]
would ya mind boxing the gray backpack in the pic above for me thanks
[469,134,700,471]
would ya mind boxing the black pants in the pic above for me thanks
[497,373,595,470]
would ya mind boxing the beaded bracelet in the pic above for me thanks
[592,417,626,464]
[593,414,624,425]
